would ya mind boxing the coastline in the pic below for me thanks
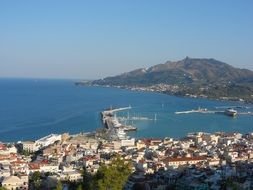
[75,82,253,105]
[1,79,253,143]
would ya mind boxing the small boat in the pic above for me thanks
[224,109,237,117]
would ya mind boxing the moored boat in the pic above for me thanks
[225,109,237,117]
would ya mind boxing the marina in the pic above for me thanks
[101,106,137,140]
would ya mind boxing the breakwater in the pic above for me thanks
[101,106,137,140]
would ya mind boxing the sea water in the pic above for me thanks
[0,78,252,142]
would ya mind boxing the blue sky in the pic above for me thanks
[0,0,253,79]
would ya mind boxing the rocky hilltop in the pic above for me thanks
[80,57,253,102]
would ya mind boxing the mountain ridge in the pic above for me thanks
[82,57,253,102]
[94,57,253,85]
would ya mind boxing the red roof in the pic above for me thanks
[11,159,27,165]
[0,143,7,150]
[82,155,97,161]
[138,159,146,164]
[28,163,40,170]
[40,159,49,164]
[164,156,206,162]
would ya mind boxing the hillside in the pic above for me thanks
[93,57,253,85]
[83,57,253,102]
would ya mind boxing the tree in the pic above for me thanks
[31,171,42,189]
[76,184,83,190]
[31,171,41,182]
[20,148,34,156]
[82,167,91,190]
[225,177,239,190]
[133,183,145,190]
[93,156,132,190]
[55,180,63,190]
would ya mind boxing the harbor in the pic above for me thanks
[2,79,253,142]
[101,106,137,140]
[100,106,253,141]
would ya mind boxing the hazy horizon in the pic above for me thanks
[1,1,253,79]
[0,56,253,81]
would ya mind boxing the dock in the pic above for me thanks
[103,106,131,115]
[175,108,253,116]
[175,108,218,114]
[118,116,153,121]
[238,112,253,116]
[101,106,137,140]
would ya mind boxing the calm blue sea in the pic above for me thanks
[0,78,252,142]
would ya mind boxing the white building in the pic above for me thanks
[0,168,11,180]
[40,164,59,173]
[34,134,62,151]
[165,156,206,168]
[21,141,36,152]
[1,175,28,190]
[121,138,135,147]
[60,171,82,182]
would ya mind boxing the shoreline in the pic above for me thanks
[75,82,253,105]
[2,130,253,149]
[1,82,251,142]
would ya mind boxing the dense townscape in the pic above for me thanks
[1,130,253,190]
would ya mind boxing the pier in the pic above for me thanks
[103,106,132,115]
[175,109,220,114]
[175,108,253,116]
[101,106,137,140]
[175,107,219,114]
[238,112,253,116]
[118,116,153,121]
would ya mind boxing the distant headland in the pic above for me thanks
[76,57,253,103]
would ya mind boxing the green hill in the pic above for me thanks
[82,57,253,102]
